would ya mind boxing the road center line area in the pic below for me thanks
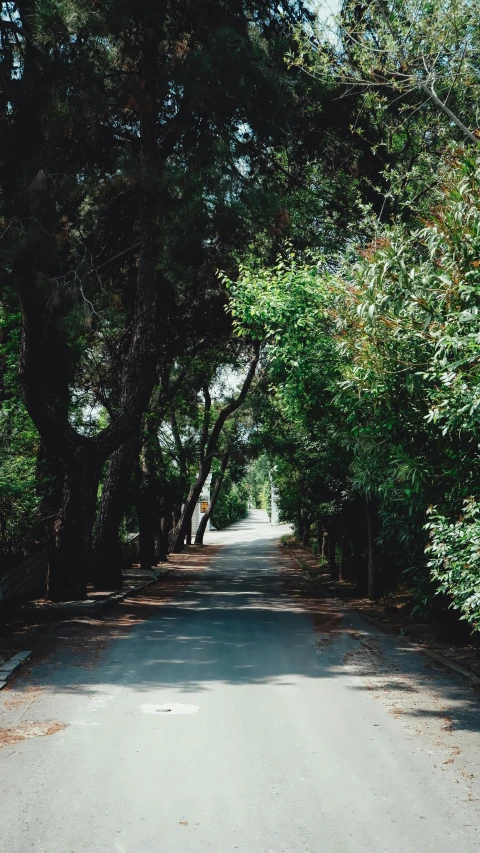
[1,510,480,853]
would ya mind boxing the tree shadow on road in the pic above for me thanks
[2,534,480,744]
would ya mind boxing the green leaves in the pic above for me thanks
[426,500,480,631]
[229,148,480,625]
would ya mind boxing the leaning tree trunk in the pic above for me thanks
[90,431,139,591]
[171,471,208,553]
[47,457,100,601]
[171,345,259,553]
[195,442,232,545]
[366,497,380,600]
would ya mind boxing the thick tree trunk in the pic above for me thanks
[47,459,100,601]
[195,442,232,545]
[366,497,380,600]
[155,518,169,563]
[90,431,139,590]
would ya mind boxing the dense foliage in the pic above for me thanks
[229,146,480,629]
[2,0,480,630]
[211,473,249,530]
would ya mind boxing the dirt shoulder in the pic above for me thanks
[281,540,480,684]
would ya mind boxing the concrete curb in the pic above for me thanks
[288,548,480,689]
[416,647,480,685]
[0,650,31,690]
[19,569,169,623]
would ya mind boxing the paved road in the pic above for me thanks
[1,510,480,852]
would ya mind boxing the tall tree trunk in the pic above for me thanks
[90,431,139,590]
[345,499,367,593]
[322,530,328,558]
[366,497,380,600]
[301,510,311,548]
[47,458,100,601]
[351,531,366,593]
[171,470,208,553]
[195,442,232,545]
[327,522,338,580]
[155,518,169,563]
[36,441,64,572]
[134,454,157,571]
[296,513,304,542]
[339,529,349,582]
[13,18,162,600]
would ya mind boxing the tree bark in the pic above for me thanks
[195,441,233,545]
[322,530,328,558]
[134,444,158,572]
[301,510,311,548]
[155,518,169,563]
[90,430,140,590]
[296,513,304,543]
[339,529,349,582]
[90,363,191,585]
[366,497,380,600]
[327,522,338,580]
[12,16,163,600]
[47,457,101,601]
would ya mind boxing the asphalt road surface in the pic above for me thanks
[1,510,480,852]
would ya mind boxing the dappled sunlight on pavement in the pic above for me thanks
[1,512,480,851]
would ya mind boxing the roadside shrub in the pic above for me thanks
[426,499,480,632]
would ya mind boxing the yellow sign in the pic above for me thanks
[200,501,209,513]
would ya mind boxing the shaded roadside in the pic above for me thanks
[283,539,480,685]
[0,545,222,696]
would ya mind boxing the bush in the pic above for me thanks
[426,499,480,633]
[211,474,248,530]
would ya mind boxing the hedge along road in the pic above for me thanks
[1,509,480,853]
